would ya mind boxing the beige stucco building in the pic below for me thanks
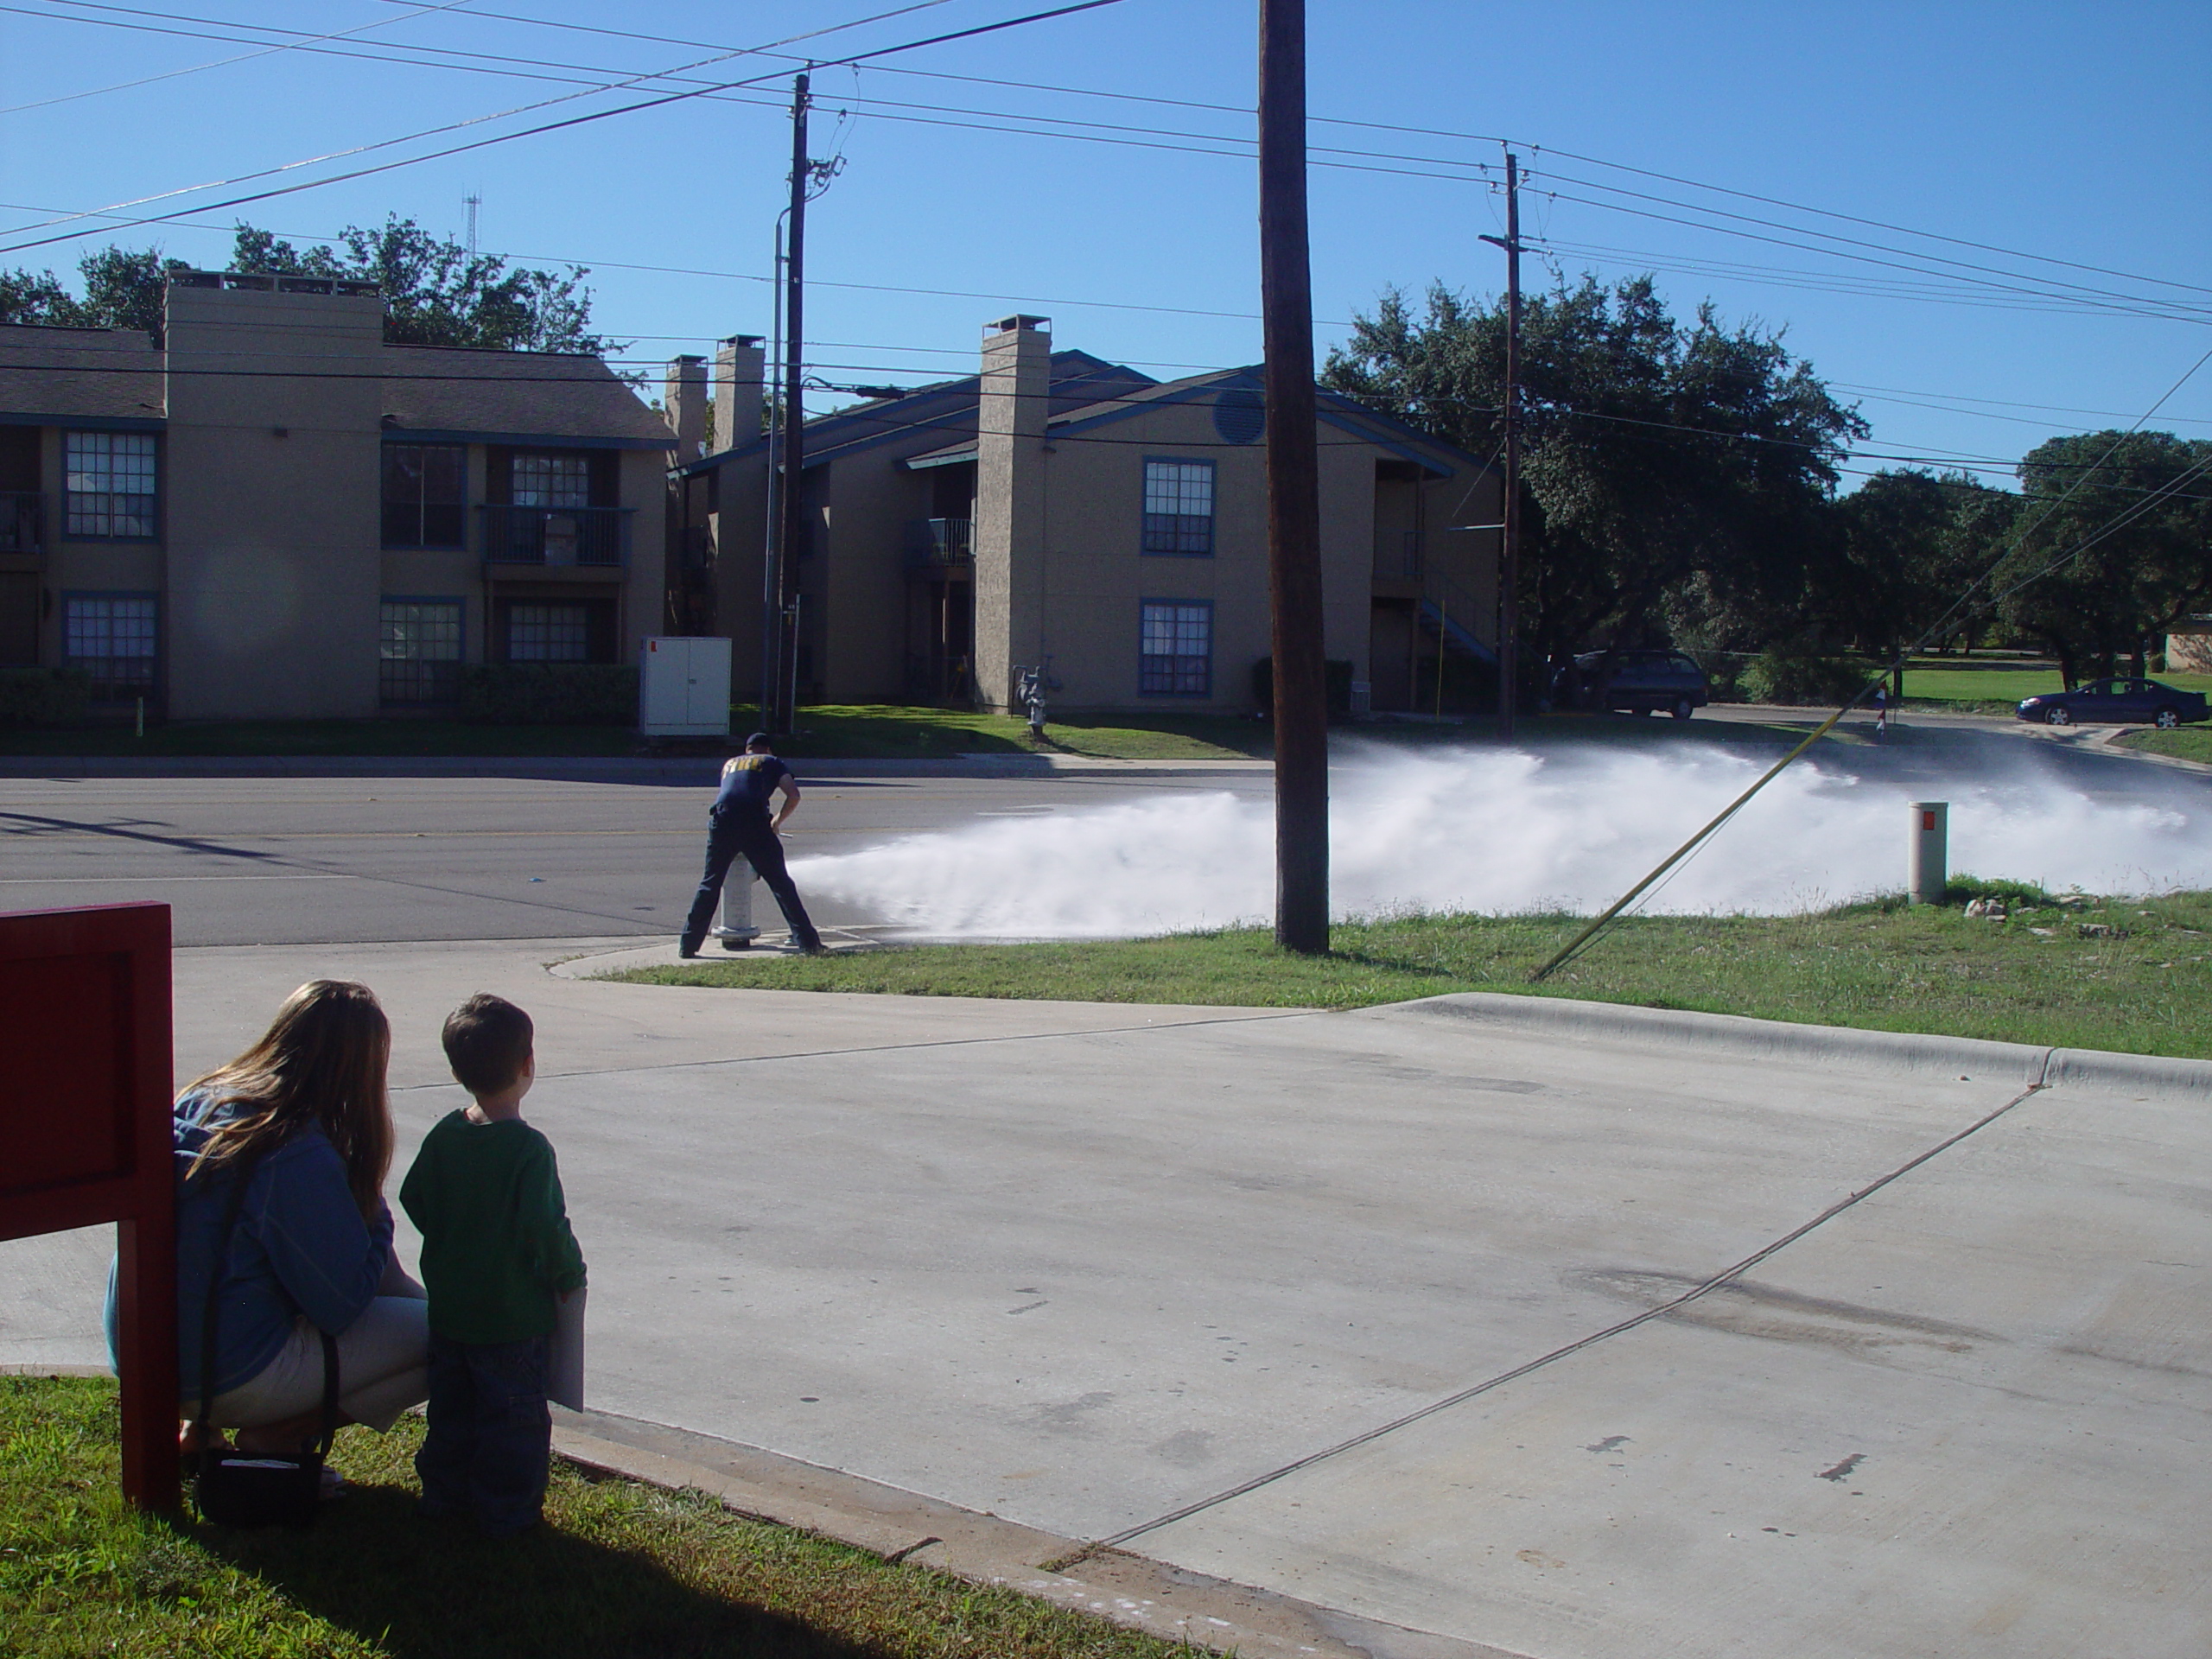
[671,315,1500,716]
[0,270,671,718]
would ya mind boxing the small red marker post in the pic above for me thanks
[0,904,175,1510]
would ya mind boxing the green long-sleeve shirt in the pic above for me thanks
[399,1112,587,1344]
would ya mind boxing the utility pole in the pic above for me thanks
[1258,0,1328,955]
[766,72,811,736]
[1479,151,1522,741]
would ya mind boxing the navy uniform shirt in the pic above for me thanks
[713,752,791,817]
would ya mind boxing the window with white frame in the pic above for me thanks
[506,601,590,662]
[63,594,157,696]
[1139,600,1211,696]
[65,432,157,538]
[1142,459,1214,555]
[379,600,463,703]
[511,453,591,509]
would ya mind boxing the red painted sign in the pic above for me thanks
[0,904,175,1510]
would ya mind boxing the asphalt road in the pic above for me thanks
[1,720,2198,948]
[0,767,1275,946]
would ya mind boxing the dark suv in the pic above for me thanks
[1558,649,1711,719]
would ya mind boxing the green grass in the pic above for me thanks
[760,704,1270,761]
[1899,656,2212,715]
[0,719,644,758]
[616,887,2212,1059]
[1,1376,1203,1659]
[0,708,1271,763]
[2118,728,2212,765]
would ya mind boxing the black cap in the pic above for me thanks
[744,731,772,748]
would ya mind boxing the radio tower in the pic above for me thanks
[463,193,481,257]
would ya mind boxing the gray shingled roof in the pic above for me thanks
[381,345,673,447]
[0,325,671,447]
[0,324,163,423]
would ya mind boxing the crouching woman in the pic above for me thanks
[106,979,430,1459]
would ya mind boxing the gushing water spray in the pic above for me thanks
[794,747,2207,941]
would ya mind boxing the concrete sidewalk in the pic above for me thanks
[5,938,2206,1657]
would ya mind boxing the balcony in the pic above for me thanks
[480,503,632,568]
[904,517,973,569]
[0,492,43,557]
[1374,526,1423,582]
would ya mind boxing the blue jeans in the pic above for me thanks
[417,1332,550,1535]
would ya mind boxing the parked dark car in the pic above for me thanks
[2016,677,2209,728]
[1556,649,1711,718]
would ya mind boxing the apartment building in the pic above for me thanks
[669,315,1500,716]
[0,270,671,718]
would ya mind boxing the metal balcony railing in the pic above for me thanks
[0,492,43,556]
[480,503,632,567]
[904,517,973,569]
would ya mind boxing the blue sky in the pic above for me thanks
[3,0,2207,489]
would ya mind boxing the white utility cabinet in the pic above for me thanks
[639,635,731,736]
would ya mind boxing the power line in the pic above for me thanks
[342,0,2212,309]
[11,1,2202,330]
[0,0,480,118]
[1531,339,2212,981]
[0,0,1105,257]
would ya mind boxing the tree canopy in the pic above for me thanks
[1824,468,2018,660]
[1992,430,2212,684]
[1322,277,1867,683]
[1,218,616,356]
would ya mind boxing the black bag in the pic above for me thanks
[190,1148,341,1529]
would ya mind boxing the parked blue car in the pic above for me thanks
[2016,677,2209,728]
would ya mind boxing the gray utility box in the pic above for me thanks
[639,636,732,737]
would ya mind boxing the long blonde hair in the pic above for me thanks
[185,980,393,1219]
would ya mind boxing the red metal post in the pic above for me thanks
[0,903,175,1510]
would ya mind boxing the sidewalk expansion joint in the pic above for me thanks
[548,1407,1518,1658]
[1087,1075,2054,1557]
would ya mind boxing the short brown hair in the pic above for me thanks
[442,994,534,1096]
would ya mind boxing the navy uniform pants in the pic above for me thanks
[681,809,823,952]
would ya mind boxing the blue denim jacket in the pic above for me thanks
[105,1090,393,1402]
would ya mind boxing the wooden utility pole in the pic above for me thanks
[1258,0,1328,954]
[767,72,811,735]
[1480,152,1522,740]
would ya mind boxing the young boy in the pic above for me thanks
[399,994,586,1535]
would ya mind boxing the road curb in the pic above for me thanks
[0,753,1270,782]
[1377,991,2212,1099]
[550,1409,1519,1659]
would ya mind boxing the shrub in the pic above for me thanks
[460,663,638,725]
[1739,649,1871,708]
[1943,874,2058,909]
[0,665,92,727]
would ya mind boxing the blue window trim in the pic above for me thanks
[380,593,468,626]
[379,441,472,551]
[60,588,162,694]
[1141,455,1216,558]
[1137,595,1213,697]
[60,429,162,544]
[378,594,469,704]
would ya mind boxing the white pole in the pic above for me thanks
[1909,801,1948,905]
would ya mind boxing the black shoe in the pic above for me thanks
[677,938,702,959]
[798,940,830,957]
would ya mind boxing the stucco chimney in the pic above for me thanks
[664,354,706,461]
[973,315,1050,712]
[713,334,765,454]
